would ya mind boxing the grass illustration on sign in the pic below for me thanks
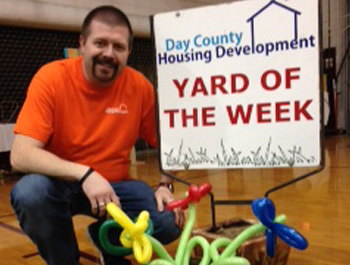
[163,137,317,169]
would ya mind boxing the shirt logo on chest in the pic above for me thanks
[106,103,129,115]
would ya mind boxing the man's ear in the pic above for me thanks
[79,35,85,55]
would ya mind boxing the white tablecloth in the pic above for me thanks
[0,124,15,152]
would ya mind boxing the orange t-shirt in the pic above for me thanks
[14,57,157,182]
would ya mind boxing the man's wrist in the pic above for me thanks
[157,182,174,193]
[79,167,94,185]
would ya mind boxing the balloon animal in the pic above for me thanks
[100,183,308,265]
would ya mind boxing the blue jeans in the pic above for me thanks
[10,174,181,265]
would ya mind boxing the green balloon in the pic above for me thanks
[149,259,176,265]
[211,257,250,265]
[147,235,176,264]
[210,238,232,263]
[183,236,210,265]
[99,217,154,256]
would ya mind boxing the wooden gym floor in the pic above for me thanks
[0,135,349,264]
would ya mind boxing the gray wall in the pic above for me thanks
[0,0,232,36]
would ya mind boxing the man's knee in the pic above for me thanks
[152,210,181,245]
[11,174,56,211]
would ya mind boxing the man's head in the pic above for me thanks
[79,6,133,87]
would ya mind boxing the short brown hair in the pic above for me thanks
[81,5,133,47]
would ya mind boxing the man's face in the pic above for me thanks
[80,20,131,87]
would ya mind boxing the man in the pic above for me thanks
[10,5,183,265]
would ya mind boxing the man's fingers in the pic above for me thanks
[174,209,185,229]
[90,199,98,215]
[177,210,182,228]
[174,210,179,227]
[156,195,165,212]
[181,211,185,228]
[110,194,120,208]
[93,195,112,218]
[98,199,107,217]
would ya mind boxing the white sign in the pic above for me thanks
[153,0,321,170]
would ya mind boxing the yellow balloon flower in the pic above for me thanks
[106,203,152,264]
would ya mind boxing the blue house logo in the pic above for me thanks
[245,0,310,56]
[247,0,301,45]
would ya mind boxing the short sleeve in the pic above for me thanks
[14,64,55,143]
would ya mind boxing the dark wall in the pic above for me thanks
[0,25,154,123]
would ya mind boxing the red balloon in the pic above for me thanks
[166,183,212,211]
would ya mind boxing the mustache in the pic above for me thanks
[93,57,118,68]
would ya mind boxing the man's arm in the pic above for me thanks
[11,134,120,217]
[11,134,88,180]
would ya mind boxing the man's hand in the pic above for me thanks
[81,171,120,217]
[155,186,185,229]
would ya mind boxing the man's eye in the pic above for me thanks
[114,44,125,51]
[95,41,105,47]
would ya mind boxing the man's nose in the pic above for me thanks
[102,44,114,57]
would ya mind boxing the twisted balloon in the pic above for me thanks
[252,198,308,257]
[101,203,153,264]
